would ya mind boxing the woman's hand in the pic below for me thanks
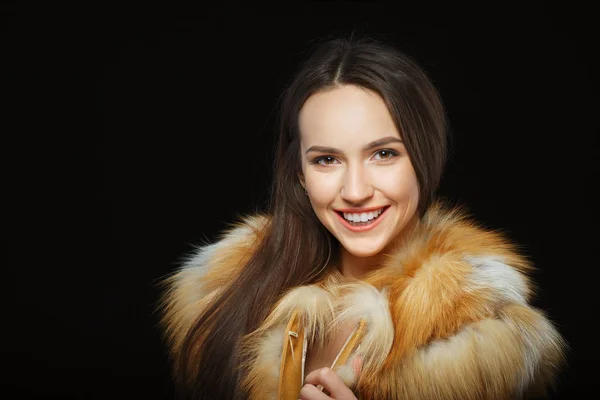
[299,367,357,400]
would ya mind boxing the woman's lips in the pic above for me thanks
[335,206,389,232]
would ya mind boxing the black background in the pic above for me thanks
[4,2,597,399]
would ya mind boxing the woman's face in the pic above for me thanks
[299,84,419,258]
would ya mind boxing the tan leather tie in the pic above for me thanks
[278,311,305,399]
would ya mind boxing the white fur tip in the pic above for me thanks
[336,283,394,371]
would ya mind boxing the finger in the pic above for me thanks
[304,367,355,399]
[299,383,332,400]
[351,354,363,377]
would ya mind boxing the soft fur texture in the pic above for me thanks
[159,202,566,399]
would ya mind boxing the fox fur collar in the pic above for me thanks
[161,202,566,399]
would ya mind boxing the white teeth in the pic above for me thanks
[342,208,385,223]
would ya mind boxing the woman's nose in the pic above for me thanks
[340,165,374,204]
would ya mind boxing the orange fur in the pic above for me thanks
[159,202,567,399]
[157,214,268,377]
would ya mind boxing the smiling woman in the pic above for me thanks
[158,35,566,400]
[299,85,420,264]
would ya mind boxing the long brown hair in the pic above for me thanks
[171,34,449,399]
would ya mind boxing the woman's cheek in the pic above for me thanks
[306,172,341,204]
[377,163,419,199]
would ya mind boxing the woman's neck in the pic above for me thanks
[338,250,384,279]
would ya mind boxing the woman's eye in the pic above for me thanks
[314,156,338,165]
[373,150,398,161]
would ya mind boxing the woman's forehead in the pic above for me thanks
[298,85,400,147]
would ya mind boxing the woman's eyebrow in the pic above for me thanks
[305,136,403,155]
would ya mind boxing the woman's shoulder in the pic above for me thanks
[419,199,534,274]
[166,212,270,296]
[157,213,271,349]
[187,213,270,271]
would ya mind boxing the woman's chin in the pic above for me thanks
[341,242,385,258]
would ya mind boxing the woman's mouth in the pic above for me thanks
[335,206,390,231]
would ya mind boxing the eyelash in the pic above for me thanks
[310,149,400,166]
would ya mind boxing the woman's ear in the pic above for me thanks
[297,172,306,189]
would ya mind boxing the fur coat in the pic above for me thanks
[160,202,566,399]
